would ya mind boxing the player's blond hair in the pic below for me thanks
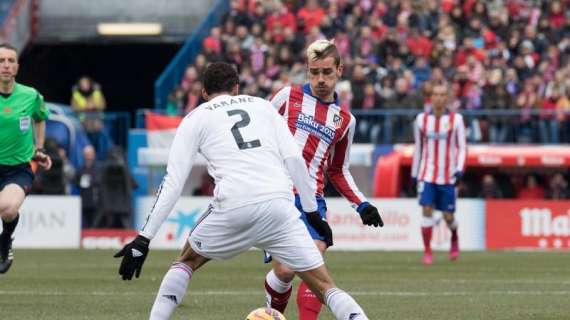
[306,39,341,67]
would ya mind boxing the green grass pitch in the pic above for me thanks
[0,250,568,319]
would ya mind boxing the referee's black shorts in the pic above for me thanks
[0,163,34,195]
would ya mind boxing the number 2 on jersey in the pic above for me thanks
[227,109,261,150]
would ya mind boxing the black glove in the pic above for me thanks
[454,171,464,186]
[305,211,333,247]
[411,177,418,191]
[357,202,384,227]
[114,235,150,280]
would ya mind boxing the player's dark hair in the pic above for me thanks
[202,62,239,95]
[0,43,18,57]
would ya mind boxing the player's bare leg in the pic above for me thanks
[265,239,327,318]
[0,184,26,274]
[421,205,434,265]
[149,241,210,320]
[296,264,368,320]
[443,212,459,260]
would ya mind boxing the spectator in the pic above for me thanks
[479,174,503,199]
[74,145,100,228]
[412,56,431,89]
[180,66,198,92]
[515,79,540,142]
[166,87,185,116]
[71,76,106,133]
[517,175,545,199]
[97,147,138,228]
[407,28,433,59]
[202,27,223,61]
[545,173,570,199]
[482,70,511,143]
[297,0,325,33]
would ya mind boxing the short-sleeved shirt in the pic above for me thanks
[0,83,49,165]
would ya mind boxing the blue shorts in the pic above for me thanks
[418,181,456,213]
[0,163,34,195]
[295,195,327,241]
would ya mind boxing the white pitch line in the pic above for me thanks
[0,290,568,297]
[437,279,570,285]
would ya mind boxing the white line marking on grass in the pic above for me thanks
[437,279,570,285]
[1,290,569,297]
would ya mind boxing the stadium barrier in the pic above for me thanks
[486,200,570,250]
[3,196,82,249]
[81,229,137,249]
[135,197,486,251]
[4,196,568,251]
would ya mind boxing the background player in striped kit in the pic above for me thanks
[411,83,467,265]
[265,39,383,320]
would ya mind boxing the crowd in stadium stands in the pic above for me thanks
[168,0,570,144]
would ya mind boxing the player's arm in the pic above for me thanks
[411,115,422,184]
[454,114,467,182]
[269,86,291,115]
[272,106,317,212]
[327,116,383,227]
[32,93,51,170]
[272,107,333,245]
[114,111,203,280]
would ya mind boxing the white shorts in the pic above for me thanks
[188,197,324,272]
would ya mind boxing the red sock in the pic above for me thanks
[264,280,292,314]
[451,227,458,242]
[421,226,433,253]
[296,281,322,320]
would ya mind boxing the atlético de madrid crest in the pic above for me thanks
[333,114,343,128]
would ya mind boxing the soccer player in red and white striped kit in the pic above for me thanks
[264,39,383,319]
[411,83,467,265]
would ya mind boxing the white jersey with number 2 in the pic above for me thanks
[140,94,306,239]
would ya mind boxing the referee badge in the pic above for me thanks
[19,116,31,132]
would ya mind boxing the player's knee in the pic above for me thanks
[0,202,18,218]
[273,264,295,283]
[443,213,454,223]
[422,206,433,217]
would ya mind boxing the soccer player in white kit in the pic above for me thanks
[264,39,383,319]
[114,62,370,320]
[411,83,467,265]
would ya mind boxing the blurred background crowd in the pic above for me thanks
[170,0,570,145]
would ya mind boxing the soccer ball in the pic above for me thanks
[245,307,287,320]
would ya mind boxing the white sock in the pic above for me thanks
[449,219,458,231]
[149,262,193,320]
[421,216,434,227]
[265,269,292,293]
[324,288,368,320]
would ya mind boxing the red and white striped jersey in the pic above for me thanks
[411,111,467,185]
[270,84,367,207]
